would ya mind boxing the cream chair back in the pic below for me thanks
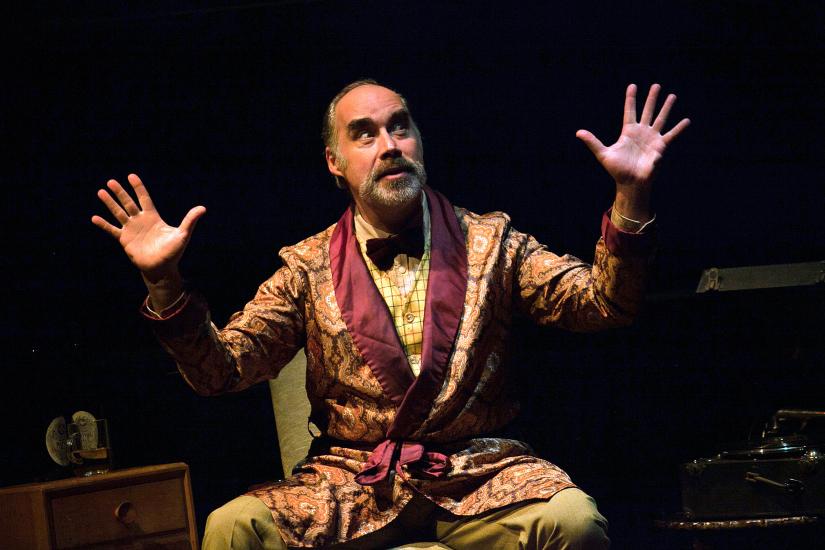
[268,348,313,478]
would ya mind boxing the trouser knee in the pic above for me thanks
[538,488,610,550]
[203,495,287,550]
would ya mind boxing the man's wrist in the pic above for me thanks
[145,290,188,318]
[141,270,185,312]
[610,205,656,233]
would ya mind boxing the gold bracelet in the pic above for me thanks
[146,290,188,318]
[612,206,656,234]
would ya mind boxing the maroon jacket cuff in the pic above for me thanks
[601,208,656,257]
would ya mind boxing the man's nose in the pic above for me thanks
[378,129,401,159]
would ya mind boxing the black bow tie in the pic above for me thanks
[365,227,424,271]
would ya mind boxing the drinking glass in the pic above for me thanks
[65,418,112,476]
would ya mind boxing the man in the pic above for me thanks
[92,80,688,549]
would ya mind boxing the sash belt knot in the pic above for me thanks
[354,439,450,486]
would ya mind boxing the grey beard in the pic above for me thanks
[359,159,427,208]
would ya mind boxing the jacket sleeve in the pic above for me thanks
[513,211,653,332]
[142,258,307,396]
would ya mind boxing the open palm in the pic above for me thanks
[91,174,205,280]
[577,83,690,190]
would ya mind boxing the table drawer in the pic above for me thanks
[50,476,188,548]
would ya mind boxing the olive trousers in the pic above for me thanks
[202,487,609,549]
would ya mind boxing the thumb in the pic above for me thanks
[575,129,605,157]
[180,205,207,235]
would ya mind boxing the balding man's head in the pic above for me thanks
[323,80,420,188]
[323,81,426,223]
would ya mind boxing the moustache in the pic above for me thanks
[373,158,421,180]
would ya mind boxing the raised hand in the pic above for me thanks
[576,83,690,220]
[92,174,205,307]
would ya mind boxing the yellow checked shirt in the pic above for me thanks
[354,196,431,376]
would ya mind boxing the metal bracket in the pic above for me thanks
[745,471,805,495]
[696,261,825,293]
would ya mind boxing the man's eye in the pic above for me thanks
[357,130,373,141]
[391,123,409,135]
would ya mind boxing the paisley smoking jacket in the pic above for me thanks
[146,187,651,547]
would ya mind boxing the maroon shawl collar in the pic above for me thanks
[329,187,468,484]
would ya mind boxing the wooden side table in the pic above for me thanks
[0,462,198,549]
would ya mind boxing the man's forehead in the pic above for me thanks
[336,84,406,123]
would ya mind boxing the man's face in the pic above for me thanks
[326,85,426,213]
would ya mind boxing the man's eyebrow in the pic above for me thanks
[346,117,374,136]
[387,110,411,125]
[345,110,412,136]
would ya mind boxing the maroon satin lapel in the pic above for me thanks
[330,206,415,406]
[329,189,468,432]
[388,187,468,438]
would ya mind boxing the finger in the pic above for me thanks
[640,83,661,126]
[127,173,156,212]
[179,206,207,235]
[91,215,122,239]
[97,188,130,225]
[623,83,638,125]
[106,179,141,216]
[663,118,691,144]
[653,93,676,132]
[576,129,606,157]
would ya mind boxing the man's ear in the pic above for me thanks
[325,147,344,177]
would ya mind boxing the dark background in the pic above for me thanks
[5,1,824,547]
